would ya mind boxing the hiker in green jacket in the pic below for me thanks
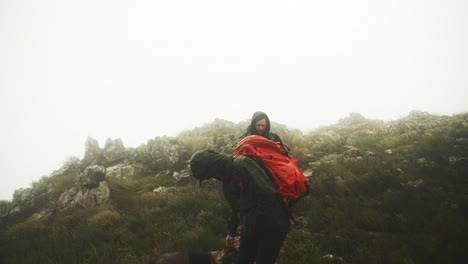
[190,150,290,264]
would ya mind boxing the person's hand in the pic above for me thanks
[225,235,235,247]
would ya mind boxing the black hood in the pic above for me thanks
[249,111,271,136]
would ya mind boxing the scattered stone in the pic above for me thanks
[302,168,313,178]
[292,212,308,229]
[335,176,345,185]
[401,179,423,188]
[455,138,468,144]
[153,186,176,193]
[322,254,344,263]
[416,158,436,169]
[449,156,468,169]
[172,170,191,182]
[344,145,361,158]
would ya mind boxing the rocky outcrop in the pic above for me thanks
[50,156,83,178]
[106,163,148,178]
[103,138,126,165]
[8,188,35,217]
[1,186,52,221]
[4,112,467,229]
[56,181,111,214]
[82,137,127,167]
[4,165,112,221]
[56,165,111,214]
[80,165,106,188]
[26,208,54,222]
[1,135,198,222]
[0,201,11,219]
[82,136,102,166]
[132,137,190,173]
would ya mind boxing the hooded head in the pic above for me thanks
[249,111,271,136]
[189,150,231,181]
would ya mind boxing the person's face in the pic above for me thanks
[255,118,267,135]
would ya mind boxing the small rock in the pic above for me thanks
[401,179,423,188]
[153,187,176,193]
[322,254,344,263]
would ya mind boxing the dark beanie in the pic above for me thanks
[189,150,231,180]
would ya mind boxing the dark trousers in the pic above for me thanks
[237,226,289,264]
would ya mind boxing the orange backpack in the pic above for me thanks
[233,135,309,206]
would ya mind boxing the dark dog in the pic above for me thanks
[148,248,238,264]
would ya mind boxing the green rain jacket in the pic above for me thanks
[223,155,290,236]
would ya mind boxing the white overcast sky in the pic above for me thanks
[1,0,467,200]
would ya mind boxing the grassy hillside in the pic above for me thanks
[1,111,467,264]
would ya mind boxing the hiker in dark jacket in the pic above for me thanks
[241,111,287,150]
[190,150,290,264]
